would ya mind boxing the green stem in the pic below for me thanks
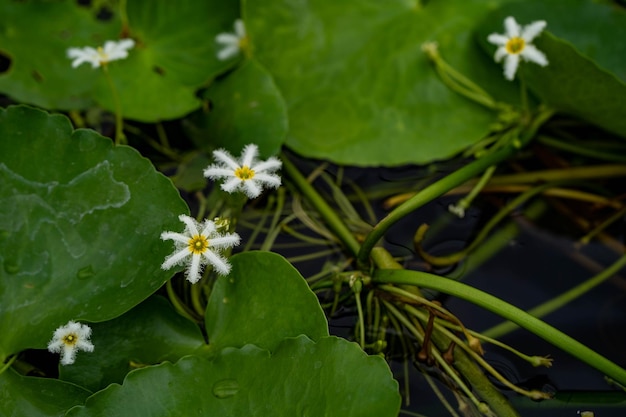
[373,268,626,386]
[483,253,626,339]
[0,355,17,376]
[537,135,626,163]
[102,66,126,145]
[282,155,361,256]
[358,107,554,267]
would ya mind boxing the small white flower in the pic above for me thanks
[448,203,466,219]
[67,38,135,69]
[47,321,94,365]
[161,215,241,282]
[204,144,282,199]
[487,16,548,81]
[216,19,247,60]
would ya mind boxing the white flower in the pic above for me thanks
[47,321,94,365]
[161,215,241,282]
[67,39,135,69]
[487,16,548,81]
[448,203,466,219]
[204,144,282,199]
[215,19,247,60]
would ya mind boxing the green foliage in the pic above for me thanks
[206,251,329,352]
[0,369,91,417]
[66,336,400,417]
[0,106,188,360]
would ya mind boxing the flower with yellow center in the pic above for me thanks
[216,19,248,61]
[67,39,135,69]
[161,214,241,282]
[487,16,548,81]
[47,321,94,365]
[204,144,282,199]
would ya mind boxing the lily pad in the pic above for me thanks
[0,0,240,121]
[0,369,91,417]
[0,105,188,360]
[184,59,288,157]
[66,336,401,417]
[206,251,329,352]
[244,0,515,166]
[59,296,206,392]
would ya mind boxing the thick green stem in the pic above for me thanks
[282,155,361,256]
[373,268,626,386]
[102,66,126,145]
[358,108,554,267]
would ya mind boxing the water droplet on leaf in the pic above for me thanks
[212,379,239,399]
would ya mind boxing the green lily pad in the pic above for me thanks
[66,336,401,417]
[0,369,91,417]
[0,105,188,360]
[184,59,288,157]
[59,296,206,392]
[206,251,329,352]
[0,0,239,121]
[478,0,626,138]
[244,0,516,166]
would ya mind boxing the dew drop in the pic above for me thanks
[76,265,95,280]
[212,379,239,399]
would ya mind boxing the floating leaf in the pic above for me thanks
[0,105,188,360]
[0,369,91,417]
[59,296,206,392]
[205,251,329,352]
[67,336,401,417]
[244,0,516,166]
[184,59,288,157]
[0,0,240,121]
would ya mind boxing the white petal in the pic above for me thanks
[77,339,95,352]
[117,38,135,51]
[160,231,189,245]
[522,21,546,42]
[186,254,203,283]
[242,179,262,198]
[503,54,520,81]
[208,233,241,249]
[203,166,235,179]
[161,248,190,270]
[216,33,240,45]
[212,149,241,171]
[234,19,246,38]
[521,45,548,66]
[217,46,240,60]
[221,177,243,193]
[504,16,520,38]
[252,173,281,188]
[178,214,199,236]
[202,250,231,275]
[60,346,77,365]
[200,219,216,236]
[493,47,508,63]
[241,144,259,168]
[251,157,282,173]
[487,33,508,47]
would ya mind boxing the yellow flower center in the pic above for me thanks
[235,166,255,180]
[63,333,78,346]
[188,235,209,255]
[505,37,525,54]
[96,46,110,64]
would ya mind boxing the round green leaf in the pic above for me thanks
[67,336,401,417]
[0,0,239,121]
[205,251,329,352]
[244,0,513,166]
[0,369,91,417]
[0,105,188,360]
[59,296,206,392]
[477,0,626,138]
[184,59,288,157]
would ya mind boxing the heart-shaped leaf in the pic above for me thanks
[244,0,515,166]
[0,105,188,360]
[66,336,401,417]
[206,251,329,352]
[59,296,206,392]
